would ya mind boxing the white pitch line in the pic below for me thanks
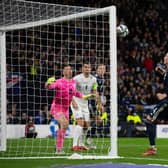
[124,156,168,163]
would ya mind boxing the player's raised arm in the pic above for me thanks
[45,76,56,89]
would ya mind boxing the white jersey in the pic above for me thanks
[74,73,97,95]
[73,73,97,107]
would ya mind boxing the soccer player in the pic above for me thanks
[87,64,106,146]
[146,53,168,122]
[95,64,106,101]
[89,64,106,119]
[71,63,98,151]
[45,65,94,153]
[143,52,168,156]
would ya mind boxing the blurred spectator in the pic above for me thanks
[7,112,13,124]
[25,117,38,138]
[143,53,154,73]
[34,105,48,124]
[126,107,142,137]
[10,104,19,124]
[20,112,28,124]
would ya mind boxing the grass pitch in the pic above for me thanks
[0,138,168,168]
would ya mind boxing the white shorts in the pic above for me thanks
[70,103,90,122]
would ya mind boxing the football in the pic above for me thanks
[117,24,129,37]
[29,126,35,133]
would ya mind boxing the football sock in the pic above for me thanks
[79,128,89,146]
[56,129,66,150]
[73,125,83,147]
[146,122,156,146]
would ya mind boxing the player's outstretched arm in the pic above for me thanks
[82,94,96,100]
[45,76,56,88]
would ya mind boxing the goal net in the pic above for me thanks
[0,0,117,159]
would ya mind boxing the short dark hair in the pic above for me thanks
[82,61,91,66]
[63,64,71,69]
[96,64,105,69]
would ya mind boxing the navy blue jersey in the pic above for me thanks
[149,69,168,123]
[95,74,105,95]
[163,71,168,95]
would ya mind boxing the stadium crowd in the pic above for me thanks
[6,0,168,136]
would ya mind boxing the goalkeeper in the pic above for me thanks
[143,52,168,156]
[45,65,95,154]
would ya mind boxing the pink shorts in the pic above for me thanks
[50,103,69,120]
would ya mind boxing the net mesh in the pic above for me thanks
[0,0,94,28]
[0,0,113,158]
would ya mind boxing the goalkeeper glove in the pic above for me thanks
[82,94,96,100]
[46,76,56,85]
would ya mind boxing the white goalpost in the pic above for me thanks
[0,31,7,152]
[0,0,117,159]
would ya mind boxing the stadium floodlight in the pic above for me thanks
[0,0,117,159]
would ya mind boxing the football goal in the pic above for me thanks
[0,0,117,159]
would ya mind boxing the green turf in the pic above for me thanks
[0,138,168,168]
[0,138,111,157]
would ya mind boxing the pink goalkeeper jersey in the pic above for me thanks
[47,78,83,118]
